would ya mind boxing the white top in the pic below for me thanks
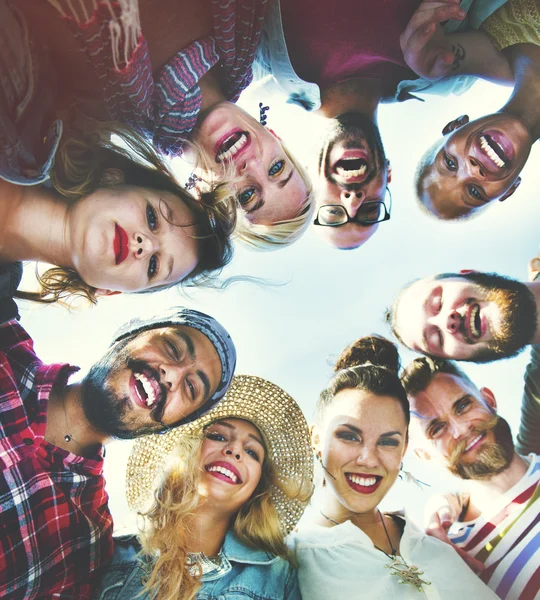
[290,515,499,600]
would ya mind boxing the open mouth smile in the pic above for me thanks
[215,130,251,163]
[114,224,129,265]
[463,303,485,341]
[345,473,382,494]
[206,461,242,484]
[129,368,163,411]
[464,433,485,454]
[332,150,370,183]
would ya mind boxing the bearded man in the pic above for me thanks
[0,307,236,599]
[401,356,539,599]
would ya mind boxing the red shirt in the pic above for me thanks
[0,320,113,599]
[281,0,420,92]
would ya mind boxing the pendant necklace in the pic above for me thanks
[375,510,431,593]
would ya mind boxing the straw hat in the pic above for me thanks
[126,375,314,535]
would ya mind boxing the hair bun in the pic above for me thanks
[334,335,400,374]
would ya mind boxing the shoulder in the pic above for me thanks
[92,536,150,600]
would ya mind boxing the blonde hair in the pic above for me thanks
[139,425,290,600]
[15,123,237,306]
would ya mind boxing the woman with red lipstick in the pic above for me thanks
[290,336,498,599]
[92,375,313,600]
[10,0,313,253]
[1,125,236,305]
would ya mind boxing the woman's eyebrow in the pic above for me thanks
[380,431,402,437]
[246,199,265,214]
[278,171,294,189]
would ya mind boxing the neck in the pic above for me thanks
[466,452,529,519]
[187,503,232,557]
[501,44,540,141]
[45,383,107,458]
[525,281,540,344]
[317,78,383,120]
[197,67,228,118]
[0,183,75,269]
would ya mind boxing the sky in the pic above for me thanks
[19,76,540,530]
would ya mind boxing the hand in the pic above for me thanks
[400,0,466,81]
[424,494,485,574]
[528,253,540,282]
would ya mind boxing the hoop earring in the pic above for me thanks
[259,102,270,126]
[185,173,202,191]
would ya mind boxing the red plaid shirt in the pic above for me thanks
[0,320,113,599]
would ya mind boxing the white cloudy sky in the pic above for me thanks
[18,76,540,529]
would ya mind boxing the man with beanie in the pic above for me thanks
[0,307,236,599]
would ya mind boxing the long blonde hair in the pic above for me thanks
[15,124,237,306]
[139,428,289,600]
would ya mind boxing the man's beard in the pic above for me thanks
[436,272,537,362]
[80,339,169,440]
[447,413,515,480]
[318,112,388,187]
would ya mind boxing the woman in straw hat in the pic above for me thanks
[92,375,313,600]
[290,336,498,600]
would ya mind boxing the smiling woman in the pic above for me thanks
[1,124,237,305]
[92,375,314,600]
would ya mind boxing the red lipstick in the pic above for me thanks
[345,473,382,495]
[114,224,129,265]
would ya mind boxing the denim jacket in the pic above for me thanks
[252,0,509,109]
[92,532,301,600]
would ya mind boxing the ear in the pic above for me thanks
[442,115,469,136]
[414,447,432,461]
[499,177,521,202]
[100,168,125,186]
[267,128,282,141]
[95,289,122,298]
[310,424,321,456]
[386,161,392,184]
[479,386,498,411]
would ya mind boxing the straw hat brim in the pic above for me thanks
[126,375,314,535]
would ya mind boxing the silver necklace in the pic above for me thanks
[376,510,431,593]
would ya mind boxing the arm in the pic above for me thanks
[400,0,514,84]
[284,564,302,600]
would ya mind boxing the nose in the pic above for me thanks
[446,310,461,334]
[224,447,241,461]
[355,444,378,469]
[239,156,262,177]
[340,188,364,214]
[159,362,182,393]
[132,232,156,259]
[448,417,469,440]
[469,157,486,178]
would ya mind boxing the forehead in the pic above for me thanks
[322,388,407,432]
[127,326,218,361]
[424,163,473,219]
[250,170,307,224]
[210,418,262,438]
[409,372,478,419]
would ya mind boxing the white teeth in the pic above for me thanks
[207,465,238,483]
[465,435,483,452]
[133,372,157,407]
[336,163,367,179]
[470,305,480,338]
[479,136,506,168]
[217,133,248,161]
[347,474,378,486]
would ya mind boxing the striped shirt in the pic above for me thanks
[0,319,113,599]
[448,454,540,600]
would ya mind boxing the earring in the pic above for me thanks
[185,173,201,191]
[259,102,270,126]
[399,464,430,490]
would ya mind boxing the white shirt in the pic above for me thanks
[290,515,499,599]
